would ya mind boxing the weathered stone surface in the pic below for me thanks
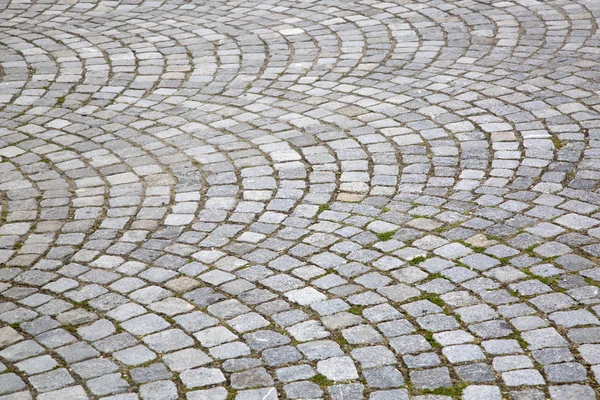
[0,0,599,397]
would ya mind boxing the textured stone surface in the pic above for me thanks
[0,0,599,398]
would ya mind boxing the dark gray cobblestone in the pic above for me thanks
[0,0,600,398]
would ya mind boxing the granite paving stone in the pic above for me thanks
[0,0,599,397]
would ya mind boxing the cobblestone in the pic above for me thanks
[0,0,599,398]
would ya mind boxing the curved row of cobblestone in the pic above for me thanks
[1,0,600,399]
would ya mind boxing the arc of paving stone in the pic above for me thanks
[0,106,408,396]
[474,0,596,192]
[7,154,77,268]
[0,39,46,112]
[0,115,139,271]
[0,24,116,117]
[179,110,544,400]
[0,21,220,256]
[0,136,113,268]
[11,12,205,113]
[197,2,596,396]
[499,0,596,62]
[0,18,206,268]
[284,2,494,200]
[0,160,43,267]
[2,12,516,206]
[395,1,505,195]
[389,66,593,197]
[7,3,584,340]
[0,94,352,400]
[304,0,600,197]
[356,3,524,195]
[1,212,310,396]
[217,1,600,396]
[197,1,478,200]
[158,1,404,94]
[81,0,600,346]
[163,1,464,203]
[0,44,32,112]
[1,0,600,400]
[27,7,356,260]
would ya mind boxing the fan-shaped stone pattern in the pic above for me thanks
[1,0,599,399]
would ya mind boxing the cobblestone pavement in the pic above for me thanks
[0,0,599,399]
